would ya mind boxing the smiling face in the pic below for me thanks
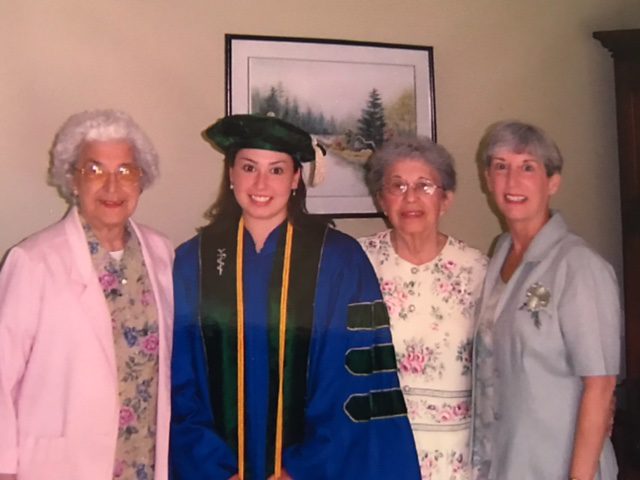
[73,140,141,239]
[485,148,561,229]
[229,148,300,233]
[378,158,453,238]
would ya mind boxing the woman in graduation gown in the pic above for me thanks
[169,114,420,480]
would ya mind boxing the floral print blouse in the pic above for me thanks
[84,221,159,480]
[360,230,487,480]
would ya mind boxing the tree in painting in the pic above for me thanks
[386,88,416,137]
[357,88,386,148]
[262,86,281,116]
[251,85,336,134]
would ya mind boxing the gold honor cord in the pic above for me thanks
[275,222,293,478]
[235,219,294,480]
[236,218,246,480]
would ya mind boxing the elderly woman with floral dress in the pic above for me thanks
[471,121,621,480]
[359,137,487,480]
[0,110,174,480]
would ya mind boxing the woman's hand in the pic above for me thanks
[267,468,292,480]
[228,471,291,480]
[569,375,617,480]
[609,390,616,436]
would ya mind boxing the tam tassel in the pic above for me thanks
[306,137,326,187]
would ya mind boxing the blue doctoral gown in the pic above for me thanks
[170,224,419,479]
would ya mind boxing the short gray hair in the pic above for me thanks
[364,137,457,196]
[478,120,563,176]
[49,109,159,201]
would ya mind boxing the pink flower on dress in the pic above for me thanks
[420,450,442,480]
[380,280,395,294]
[437,281,453,295]
[119,406,137,428]
[452,400,470,419]
[383,284,409,319]
[141,289,153,307]
[113,459,126,477]
[437,406,453,422]
[141,333,159,354]
[443,260,457,271]
[99,273,118,290]
[451,452,465,473]
[399,346,427,374]
[425,400,471,424]
[384,296,401,317]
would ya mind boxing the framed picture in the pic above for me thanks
[226,34,436,217]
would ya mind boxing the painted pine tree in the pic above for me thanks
[357,88,386,147]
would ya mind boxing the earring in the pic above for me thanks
[230,184,234,190]
[291,188,297,197]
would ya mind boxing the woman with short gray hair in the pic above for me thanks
[0,109,173,480]
[471,120,620,480]
[365,137,458,197]
[360,137,488,480]
[477,120,563,176]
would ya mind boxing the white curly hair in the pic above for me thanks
[49,109,159,201]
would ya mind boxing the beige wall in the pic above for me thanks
[2,1,638,277]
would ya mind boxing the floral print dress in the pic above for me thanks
[360,230,487,480]
[84,222,160,480]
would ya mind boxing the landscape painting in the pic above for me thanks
[226,35,435,216]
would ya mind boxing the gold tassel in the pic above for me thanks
[236,219,294,479]
[236,218,246,480]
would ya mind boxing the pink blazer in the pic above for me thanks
[0,208,174,479]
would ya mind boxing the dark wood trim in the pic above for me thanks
[595,28,640,479]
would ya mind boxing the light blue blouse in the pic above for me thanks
[471,212,621,480]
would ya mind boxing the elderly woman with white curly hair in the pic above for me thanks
[0,109,174,480]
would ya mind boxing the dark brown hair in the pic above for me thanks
[203,149,329,232]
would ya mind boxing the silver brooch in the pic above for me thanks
[520,282,551,329]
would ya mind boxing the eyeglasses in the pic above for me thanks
[383,179,443,196]
[75,161,142,185]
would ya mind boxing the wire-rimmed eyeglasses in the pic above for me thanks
[75,161,142,185]
[383,179,443,196]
